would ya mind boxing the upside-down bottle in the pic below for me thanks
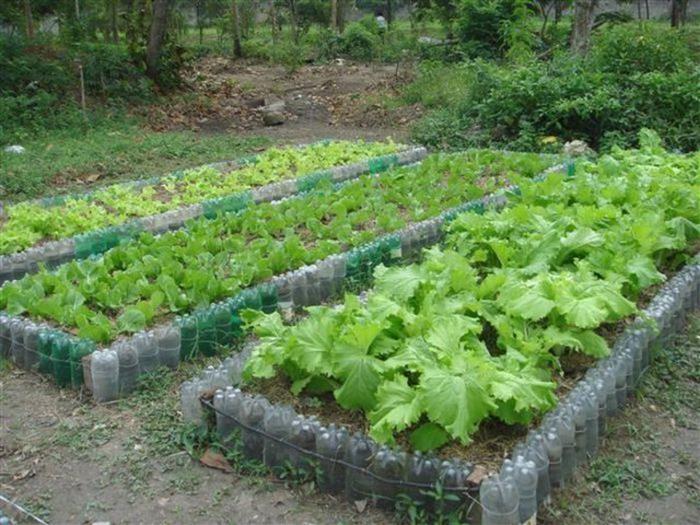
[316,424,349,494]
[480,474,519,525]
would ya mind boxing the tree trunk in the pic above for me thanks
[554,0,563,23]
[110,0,120,42]
[231,0,243,57]
[146,0,172,83]
[570,0,597,55]
[288,0,299,43]
[644,0,650,19]
[331,0,338,32]
[386,0,393,27]
[23,0,35,39]
[270,2,278,44]
[671,0,681,27]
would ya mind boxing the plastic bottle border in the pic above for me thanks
[0,158,528,396]
[193,257,699,522]
[0,145,425,284]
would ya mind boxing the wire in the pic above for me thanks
[0,494,50,525]
[201,398,482,509]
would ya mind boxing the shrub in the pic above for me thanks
[590,22,695,76]
[410,24,700,153]
[339,20,381,61]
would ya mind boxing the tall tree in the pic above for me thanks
[231,0,242,57]
[570,0,597,54]
[331,0,338,32]
[146,0,172,83]
[671,0,689,27]
[109,0,119,42]
[23,0,34,39]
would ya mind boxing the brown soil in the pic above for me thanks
[139,58,417,144]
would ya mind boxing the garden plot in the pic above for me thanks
[0,149,558,400]
[184,136,699,522]
[0,140,420,283]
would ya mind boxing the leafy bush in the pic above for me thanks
[411,23,700,152]
[339,19,381,61]
[590,23,695,75]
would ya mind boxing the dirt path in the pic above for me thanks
[0,364,391,525]
[1,316,698,524]
[142,59,418,144]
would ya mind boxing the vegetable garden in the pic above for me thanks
[1,133,698,523]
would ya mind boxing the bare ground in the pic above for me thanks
[140,58,419,145]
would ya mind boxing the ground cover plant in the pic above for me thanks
[241,131,700,450]
[0,140,400,256]
[0,149,556,345]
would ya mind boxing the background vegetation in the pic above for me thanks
[1,0,698,175]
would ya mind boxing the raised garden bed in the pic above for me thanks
[0,148,559,400]
[0,141,421,283]
[185,139,699,522]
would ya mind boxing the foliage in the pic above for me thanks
[411,23,700,152]
[0,140,400,256]
[0,149,557,342]
[242,135,700,447]
[338,18,382,61]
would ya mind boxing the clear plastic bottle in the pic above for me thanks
[9,318,26,368]
[116,341,140,395]
[581,388,599,459]
[509,458,538,524]
[525,433,551,506]
[239,395,271,461]
[219,387,245,448]
[263,404,297,471]
[571,400,588,466]
[370,446,407,507]
[439,459,467,513]
[406,451,440,503]
[329,255,347,297]
[316,424,349,494]
[479,474,519,525]
[317,260,335,302]
[91,349,119,402]
[22,321,40,370]
[542,429,563,490]
[304,266,321,305]
[138,331,159,373]
[0,314,11,358]
[612,356,628,408]
[155,324,181,369]
[344,433,376,501]
[286,416,320,474]
[180,380,207,426]
[556,406,577,481]
[290,270,308,309]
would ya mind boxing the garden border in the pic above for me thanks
[192,255,699,524]
[0,145,425,284]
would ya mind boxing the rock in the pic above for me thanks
[262,111,285,126]
[260,100,286,126]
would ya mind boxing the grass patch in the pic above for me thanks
[541,314,700,524]
[0,114,269,201]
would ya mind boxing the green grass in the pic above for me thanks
[541,314,700,524]
[0,114,269,201]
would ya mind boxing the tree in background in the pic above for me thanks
[571,0,597,53]
[145,0,173,83]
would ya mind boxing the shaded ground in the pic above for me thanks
[0,359,391,525]
[141,58,417,144]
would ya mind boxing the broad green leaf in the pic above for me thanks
[409,422,451,452]
[420,368,495,444]
[369,376,423,443]
[117,307,147,333]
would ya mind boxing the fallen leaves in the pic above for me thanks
[199,448,233,473]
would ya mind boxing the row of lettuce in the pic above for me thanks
[0,140,402,256]
[0,149,556,363]
[239,131,699,450]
